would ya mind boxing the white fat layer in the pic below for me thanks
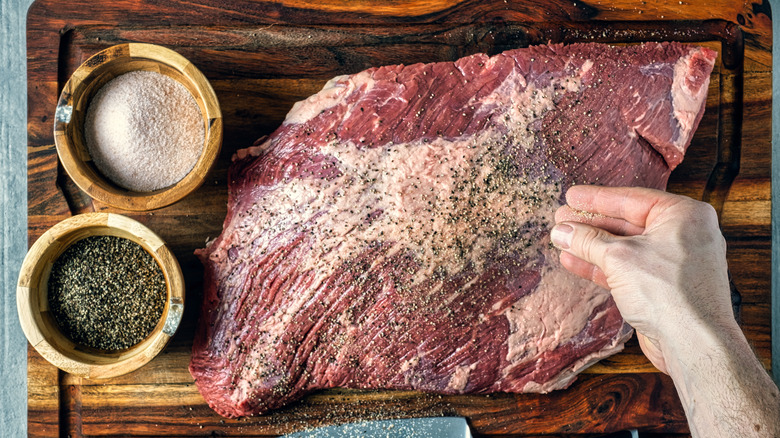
[448,363,478,391]
[579,59,594,77]
[520,323,632,393]
[240,79,572,285]
[671,52,712,152]
[220,64,594,397]
[503,260,611,377]
[399,356,420,373]
[284,74,355,125]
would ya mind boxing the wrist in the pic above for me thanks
[658,317,748,398]
[659,319,752,378]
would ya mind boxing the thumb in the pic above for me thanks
[550,221,616,275]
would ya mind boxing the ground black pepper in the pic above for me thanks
[47,235,166,351]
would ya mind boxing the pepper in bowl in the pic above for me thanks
[17,213,184,379]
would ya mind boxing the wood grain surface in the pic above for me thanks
[26,0,772,436]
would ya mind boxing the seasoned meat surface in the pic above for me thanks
[190,42,716,418]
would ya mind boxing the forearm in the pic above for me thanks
[662,321,780,438]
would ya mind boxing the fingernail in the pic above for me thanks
[551,224,573,250]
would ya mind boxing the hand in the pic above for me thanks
[550,185,733,374]
[550,185,780,437]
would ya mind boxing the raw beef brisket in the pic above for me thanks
[191,42,716,417]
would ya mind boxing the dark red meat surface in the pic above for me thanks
[190,42,716,418]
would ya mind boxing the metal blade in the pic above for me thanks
[283,416,472,438]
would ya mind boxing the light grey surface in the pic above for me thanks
[1,0,35,436]
[283,417,472,438]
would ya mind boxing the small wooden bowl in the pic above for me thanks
[54,43,222,211]
[17,213,185,379]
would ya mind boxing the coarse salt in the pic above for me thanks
[84,70,205,192]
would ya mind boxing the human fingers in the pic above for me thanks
[558,251,609,289]
[554,204,645,236]
[550,221,617,275]
[564,185,682,228]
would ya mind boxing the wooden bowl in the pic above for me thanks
[17,213,185,379]
[53,43,222,211]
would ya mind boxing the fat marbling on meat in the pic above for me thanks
[190,42,716,418]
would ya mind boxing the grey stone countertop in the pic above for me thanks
[2,1,37,437]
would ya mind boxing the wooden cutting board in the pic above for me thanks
[26,1,772,436]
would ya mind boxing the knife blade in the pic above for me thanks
[283,416,472,438]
